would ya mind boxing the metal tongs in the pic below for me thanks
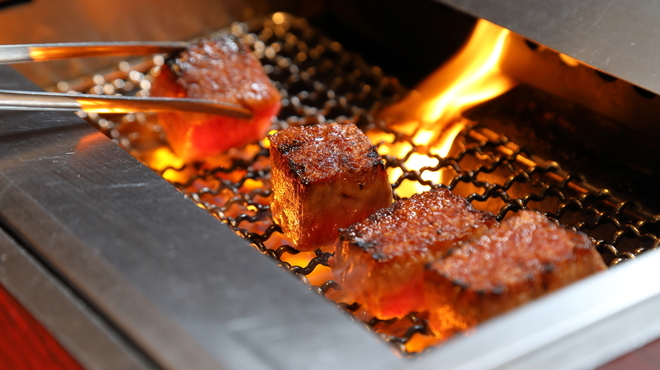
[0,42,253,119]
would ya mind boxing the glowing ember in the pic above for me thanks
[558,52,581,67]
[370,19,516,196]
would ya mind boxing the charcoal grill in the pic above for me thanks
[2,1,660,370]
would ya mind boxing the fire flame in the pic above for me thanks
[371,19,516,197]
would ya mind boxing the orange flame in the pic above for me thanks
[372,19,516,197]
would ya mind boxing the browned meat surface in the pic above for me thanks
[151,36,281,162]
[269,122,392,251]
[425,210,607,336]
[334,187,498,319]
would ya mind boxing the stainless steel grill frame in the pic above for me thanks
[84,15,660,353]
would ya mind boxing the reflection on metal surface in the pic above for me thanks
[0,0,256,85]
[0,41,189,64]
[436,0,660,96]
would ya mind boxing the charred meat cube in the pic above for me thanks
[425,210,607,336]
[334,187,497,319]
[151,36,281,162]
[269,122,392,251]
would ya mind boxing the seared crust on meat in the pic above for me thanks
[163,36,279,110]
[269,122,384,184]
[425,210,606,334]
[151,36,281,161]
[269,122,392,251]
[335,187,498,319]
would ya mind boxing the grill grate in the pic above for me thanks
[72,13,660,354]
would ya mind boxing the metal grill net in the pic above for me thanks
[72,14,660,354]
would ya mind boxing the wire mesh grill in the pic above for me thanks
[71,13,660,355]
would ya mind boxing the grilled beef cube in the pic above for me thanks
[425,210,607,335]
[269,122,392,251]
[151,36,281,162]
[334,188,498,319]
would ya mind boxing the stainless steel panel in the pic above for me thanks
[436,0,660,95]
[0,227,155,370]
[0,0,283,86]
